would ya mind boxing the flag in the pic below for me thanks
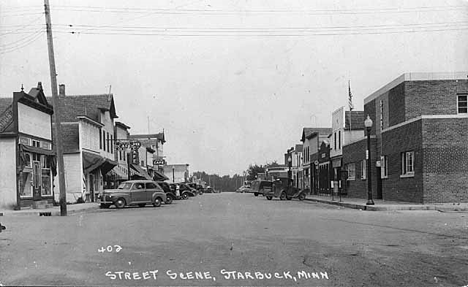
[348,80,354,111]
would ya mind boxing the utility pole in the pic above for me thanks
[44,0,67,216]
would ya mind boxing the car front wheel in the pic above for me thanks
[114,198,126,209]
[153,198,162,207]
[165,196,173,204]
[280,192,286,200]
[266,196,273,200]
[254,193,258,197]
[298,193,306,201]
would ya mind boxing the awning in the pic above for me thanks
[82,151,117,175]
[108,166,128,180]
[19,144,57,175]
[130,164,152,180]
[153,170,169,181]
[20,144,55,155]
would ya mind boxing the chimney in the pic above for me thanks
[59,84,65,96]
[37,82,43,91]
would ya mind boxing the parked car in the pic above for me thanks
[97,180,167,209]
[187,183,204,195]
[168,183,193,199]
[179,183,198,197]
[204,186,214,193]
[249,180,272,197]
[264,177,308,201]
[155,181,177,204]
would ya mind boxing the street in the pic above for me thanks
[1,192,467,287]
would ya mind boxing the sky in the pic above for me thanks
[1,0,467,176]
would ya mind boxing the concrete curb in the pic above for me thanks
[0,205,99,217]
[304,198,468,212]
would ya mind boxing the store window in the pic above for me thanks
[19,171,33,197]
[41,155,52,196]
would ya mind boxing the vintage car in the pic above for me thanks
[168,183,193,199]
[264,177,308,201]
[249,180,273,196]
[97,180,167,209]
[154,181,177,203]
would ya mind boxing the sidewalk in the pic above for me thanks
[305,194,468,212]
[0,203,99,217]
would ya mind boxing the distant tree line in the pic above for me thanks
[192,161,280,191]
[191,171,245,192]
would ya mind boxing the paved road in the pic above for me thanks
[0,192,467,286]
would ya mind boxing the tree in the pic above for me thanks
[246,164,265,180]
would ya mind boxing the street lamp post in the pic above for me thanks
[288,155,292,187]
[364,115,375,205]
[172,166,175,183]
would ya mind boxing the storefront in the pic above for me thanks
[18,143,56,208]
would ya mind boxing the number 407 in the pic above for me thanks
[98,245,122,253]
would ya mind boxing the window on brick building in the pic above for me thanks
[361,160,366,180]
[458,94,467,114]
[401,151,414,176]
[347,163,355,180]
[381,156,388,179]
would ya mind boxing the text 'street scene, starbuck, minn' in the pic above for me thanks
[0,1,467,286]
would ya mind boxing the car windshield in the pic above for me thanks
[117,182,133,190]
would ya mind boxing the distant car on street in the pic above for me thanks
[97,180,167,209]
[236,186,250,193]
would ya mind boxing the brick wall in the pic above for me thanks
[422,118,468,203]
[388,83,406,127]
[381,120,423,203]
[405,80,468,120]
[342,137,378,199]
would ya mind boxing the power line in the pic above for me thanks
[0,31,44,54]
[0,16,44,35]
[49,5,467,15]
[0,28,44,48]
[51,21,468,36]
[53,20,468,31]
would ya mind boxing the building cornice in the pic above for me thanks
[364,72,468,105]
[381,114,468,134]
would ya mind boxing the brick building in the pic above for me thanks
[343,72,468,203]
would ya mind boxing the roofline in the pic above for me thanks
[364,72,468,105]
[76,115,104,127]
[115,121,131,130]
